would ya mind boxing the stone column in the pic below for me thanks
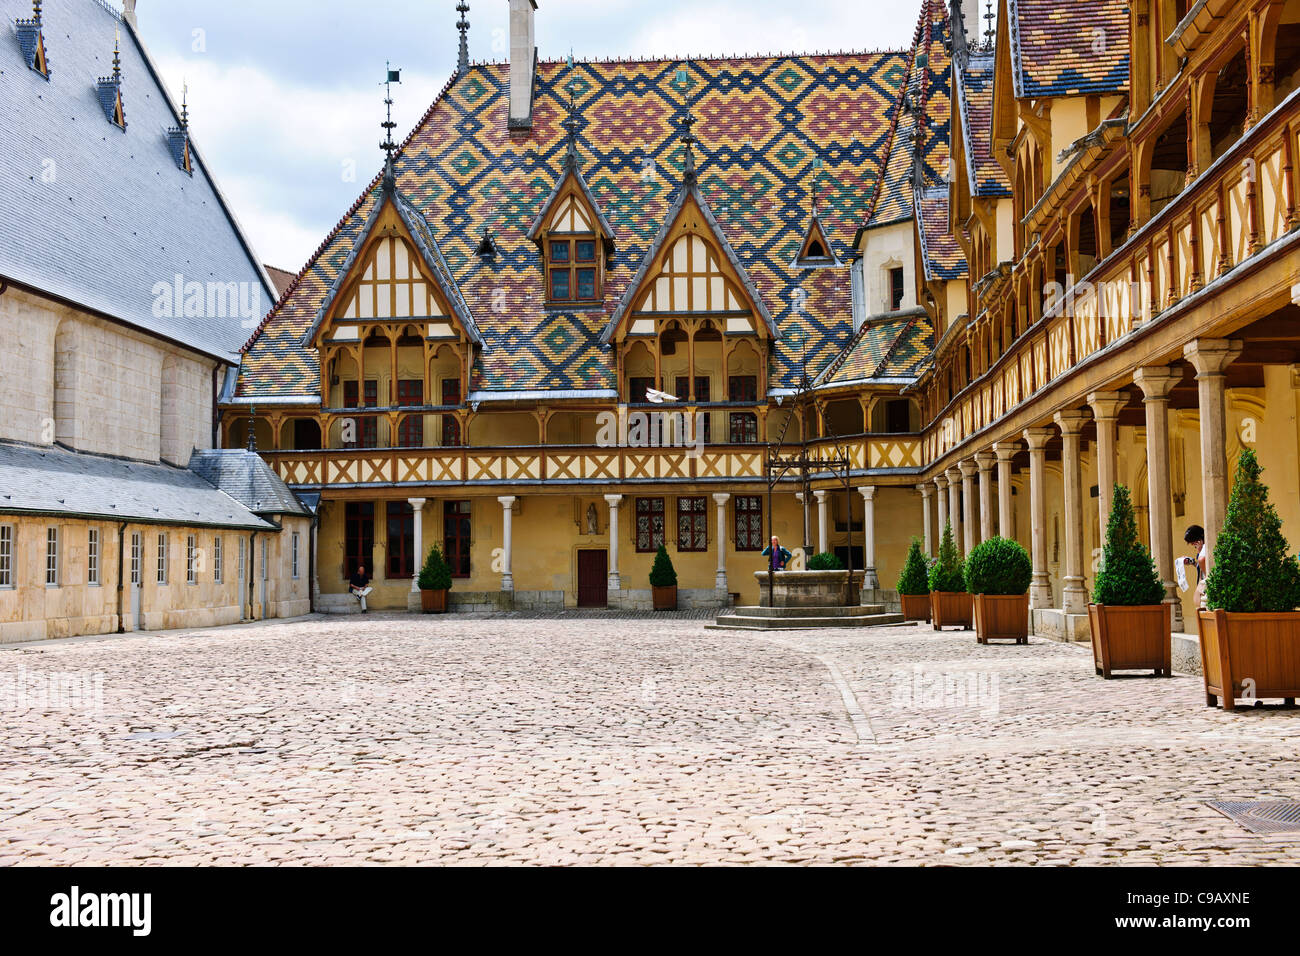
[814,490,829,556]
[1054,411,1090,615]
[1087,391,1125,536]
[859,486,879,590]
[959,460,978,556]
[1023,427,1054,609]
[407,497,426,602]
[945,466,963,553]
[712,493,730,591]
[1183,339,1244,573]
[1134,367,1184,631]
[993,440,1019,542]
[934,474,949,545]
[975,452,996,542]
[497,496,516,592]
[918,483,934,556]
[604,494,622,591]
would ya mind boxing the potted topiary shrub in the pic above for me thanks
[417,544,453,613]
[807,552,844,571]
[965,537,1032,644]
[1199,449,1300,710]
[649,544,678,611]
[897,537,931,622]
[928,522,971,631]
[1088,483,1170,678]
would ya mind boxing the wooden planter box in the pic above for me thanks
[930,591,972,631]
[421,589,448,614]
[653,585,678,611]
[1088,603,1171,678]
[973,593,1029,644]
[901,593,932,623]
[1197,609,1300,711]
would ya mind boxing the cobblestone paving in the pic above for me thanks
[3,614,1300,865]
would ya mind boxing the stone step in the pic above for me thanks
[707,612,905,631]
[729,605,887,618]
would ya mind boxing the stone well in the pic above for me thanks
[754,570,863,608]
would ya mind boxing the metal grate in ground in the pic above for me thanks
[1207,800,1300,834]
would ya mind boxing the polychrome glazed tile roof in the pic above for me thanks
[861,0,952,233]
[238,50,915,400]
[916,185,967,281]
[1008,0,1130,98]
[816,310,934,385]
[955,51,1011,197]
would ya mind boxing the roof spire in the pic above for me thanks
[32,0,41,22]
[680,108,698,184]
[112,27,121,81]
[246,407,257,452]
[180,80,189,129]
[456,2,470,73]
[562,63,580,168]
[381,62,401,192]
[982,1,995,50]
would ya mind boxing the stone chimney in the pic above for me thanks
[507,0,537,130]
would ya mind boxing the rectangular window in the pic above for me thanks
[397,379,424,447]
[214,535,224,584]
[547,237,600,304]
[728,375,758,403]
[186,535,197,585]
[629,377,655,404]
[45,527,59,587]
[291,532,300,580]
[0,524,13,588]
[386,502,414,578]
[344,503,375,579]
[88,528,100,586]
[444,500,471,578]
[343,380,379,448]
[677,496,708,552]
[889,266,905,311]
[131,532,141,586]
[735,496,763,551]
[156,533,168,585]
[635,497,665,553]
[675,376,710,442]
[441,379,462,447]
[237,537,246,584]
[729,413,758,444]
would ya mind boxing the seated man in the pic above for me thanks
[349,565,373,613]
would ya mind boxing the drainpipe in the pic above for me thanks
[248,531,257,620]
[308,513,319,614]
[116,522,128,633]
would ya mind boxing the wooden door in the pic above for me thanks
[577,550,608,608]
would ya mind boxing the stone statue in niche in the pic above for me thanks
[585,502,599,536]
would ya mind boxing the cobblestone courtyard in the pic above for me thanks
[4,614,1300,865]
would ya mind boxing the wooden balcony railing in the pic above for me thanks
[922,89,1299,468]
[260,435,924,488]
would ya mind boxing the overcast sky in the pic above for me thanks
[133,1,920,272]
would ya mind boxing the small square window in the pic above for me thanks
[550,241,570,262]
[550,270,570,300]
[576,268,597,300]
[576,240,596,262]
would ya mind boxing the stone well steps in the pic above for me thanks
[707,604,906,631]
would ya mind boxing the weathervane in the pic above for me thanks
[562,56,580,167]
[681,109,698,182]
[381,62,401,190]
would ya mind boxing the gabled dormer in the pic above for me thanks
[167,89,194,175]
[794,192,840,268]
[526,94,616,308]
[15,1,49,79]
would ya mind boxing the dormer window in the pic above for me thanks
[548,236,599,304]
[15,3,49,79]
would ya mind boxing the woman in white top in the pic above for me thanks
[1183,524,1206,609]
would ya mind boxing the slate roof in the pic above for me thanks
[1008,0,1130,98]
[0,0,276,363]
[954,51,1012,197]
[237,50,915,400]
[188,449,309,517]
[0,441,274,530]
[916,185,967,281]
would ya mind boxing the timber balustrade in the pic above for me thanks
[259,434,923,488]
[924,88,1300,467]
